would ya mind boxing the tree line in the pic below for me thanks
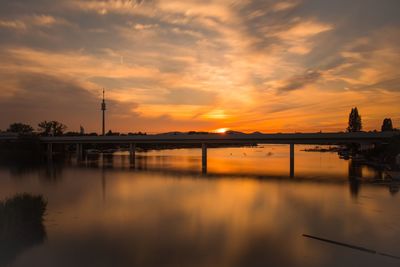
[347,107,397,132]
[4,121,68,136]
[1,108,398,136]
[2,121,146,136]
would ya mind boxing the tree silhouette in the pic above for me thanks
[381,118,393,132]
[7,123,34,134]
[38,121,67,136]
[80,125,85,135]
[347,107,362,132]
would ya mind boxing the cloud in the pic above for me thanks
[323,27,400,93]
[0,72,109,131]
[273,20,333,55]
[0,15,69,32]
[0,71,216,132]
[133,23,158,30]
[0,0,400,132]
[0,19,26,30]
[31,14,68,27]
[157,0,233,22]
[275,20,332,40]
[271,1,300,12]
[163,88,218,106]
[274,70,322,93]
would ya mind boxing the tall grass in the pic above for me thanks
[0,193,47,266]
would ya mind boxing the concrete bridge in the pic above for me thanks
[2,131,399,176]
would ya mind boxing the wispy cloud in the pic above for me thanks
[271,1,300,12]
[274,70,322,93]
[0,19,26,30]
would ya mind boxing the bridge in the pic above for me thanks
[2,131,399,176]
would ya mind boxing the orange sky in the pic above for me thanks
[0,0,399,133]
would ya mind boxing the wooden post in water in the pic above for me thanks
[202,143,207,174]
[290,143,294,177]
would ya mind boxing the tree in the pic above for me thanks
[7,123,34,134]
[381,118,393,132]
[347,107,362,132]
[38,121,67,136]
[106,130,120,136]
[38,121,52,136]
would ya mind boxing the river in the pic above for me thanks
[0,145,399,267]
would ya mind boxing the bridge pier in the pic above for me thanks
[290,143,294,177]
[76,143,83,159]
[47,143,53,160]
[202,143,207,174]
[129,143,136,166]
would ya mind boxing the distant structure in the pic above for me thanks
[101,89,106,135]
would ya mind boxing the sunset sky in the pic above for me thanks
[0,0,399,133]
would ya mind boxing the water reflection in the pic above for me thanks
[77,147,397,198]
[348,161,362,198]
[0,146,399,267]
[0,146,397,197]
[389,184,399,195]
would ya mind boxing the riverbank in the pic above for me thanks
[301,146,340,153]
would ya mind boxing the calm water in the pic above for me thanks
[1,145,400,267]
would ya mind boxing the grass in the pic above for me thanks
[0,193,47,227]
[0,193,47,266]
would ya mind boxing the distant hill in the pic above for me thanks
[225,130,244,135]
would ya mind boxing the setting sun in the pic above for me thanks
[214,128,229,133]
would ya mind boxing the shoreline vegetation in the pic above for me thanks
[302,137,400,167]
[301,146,341,153]
[0,193,47,266]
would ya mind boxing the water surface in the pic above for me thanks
[0,145,399,267]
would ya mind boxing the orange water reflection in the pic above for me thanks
[110,145,351,178]
[0,146,399,267]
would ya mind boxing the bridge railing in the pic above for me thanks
[36,131,399,144]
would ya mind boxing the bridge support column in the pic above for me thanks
[76,143,83,160]
[129,143,136,166]
[202,143,207,174]
[290,143,294,177]
[47,143,53,160]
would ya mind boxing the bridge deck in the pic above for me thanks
[4,131,396,145]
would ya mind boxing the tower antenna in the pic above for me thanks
[101,88,106,135]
